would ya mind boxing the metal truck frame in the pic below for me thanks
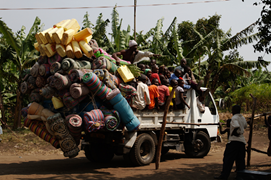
[81,88,219,166]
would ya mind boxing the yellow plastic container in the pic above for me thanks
[117,65,134,83]
[52,96,64,109]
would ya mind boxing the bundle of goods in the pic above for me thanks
[21,18,141,158]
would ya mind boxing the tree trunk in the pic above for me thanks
[13,89,22,129]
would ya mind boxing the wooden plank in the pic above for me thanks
[155,86,176,170]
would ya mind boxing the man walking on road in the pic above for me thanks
[214,105,247,180]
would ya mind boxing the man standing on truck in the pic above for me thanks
[214,105,247,180]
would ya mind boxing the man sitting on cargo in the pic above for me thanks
[112,40,161,65]
[134,74,151,110]
[175,79,190,110]
[158,79,170,109]
[148,78,160,110]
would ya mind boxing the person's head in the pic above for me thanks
[232,105,241,115]
[164,67,168,74]
[151,65,159,73]
[129,40,138,51]
[168,67,174,73]
[150,59,156,66]
[166,71,171,78]
[181,58,187,67]
[138,74,147,84]
[138,64,146,72]
[174,69,182,78]
[146,69,152,78]
[159,65,165,74]
[152,78,159,86]
[146,65,150,69]
[170,79,178,87]
[177,79,184,88]
[184,66,191,75]
[162,79,170,87]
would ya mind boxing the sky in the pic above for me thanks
[1,0,270,70]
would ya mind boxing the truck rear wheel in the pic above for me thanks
[84,143,114,163]
[184,131,211,158]
[130,133,156,166]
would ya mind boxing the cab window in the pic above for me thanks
[204,94,217,115]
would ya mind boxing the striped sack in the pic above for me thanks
[82,72,112,100]
[119,83,138,106]
[83,109,104,133]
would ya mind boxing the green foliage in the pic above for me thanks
[81,11,94,30]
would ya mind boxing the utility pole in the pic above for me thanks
[134,0,137,40]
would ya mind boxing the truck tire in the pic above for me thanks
[130,133,156,166]
[184,131,211,158]
[84,143,114,163]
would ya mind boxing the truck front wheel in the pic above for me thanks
[184,131,211,158]
[84,143,114,163]
[130,133,156,166]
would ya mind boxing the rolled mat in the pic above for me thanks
[27,76,37,90]
[27,119,60,148]
[20,81,28,94]
[37,56,48,65]
[48,53,62,66]
[88,39,99,51]
[107,91,140,131]
[93,69,118,89]
[47,75,56,88]
[47,113,69,140]
[83,109,104,133]
[30,63,40,77]
[39,64,51,77]
[100,106,120,131]
[50,62,62,75]
[30,89,43,103]
[40,85,56,99]
[59,135,79,158]
[69,83,90,99]
[82,72,112,100]
[68,69,92,83]
[65,114,82,145]
[63,92,87,109]
[61,58,91,72]
[54,73,72,90]
[36,76,46,88]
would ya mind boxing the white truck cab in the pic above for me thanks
[82,88,219,166]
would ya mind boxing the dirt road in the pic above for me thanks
[0,130,270,180]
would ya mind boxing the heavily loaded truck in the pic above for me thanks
[81,88,219,166]
[22,18,220,166]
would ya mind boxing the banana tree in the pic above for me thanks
[0,17,40,128]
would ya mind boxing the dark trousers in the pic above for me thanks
[220,141,246,179]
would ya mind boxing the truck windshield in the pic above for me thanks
[204,94,217,115]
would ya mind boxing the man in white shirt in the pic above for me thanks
[214,105,247,180]
[196,95,205,113]
[134,74,151,110]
